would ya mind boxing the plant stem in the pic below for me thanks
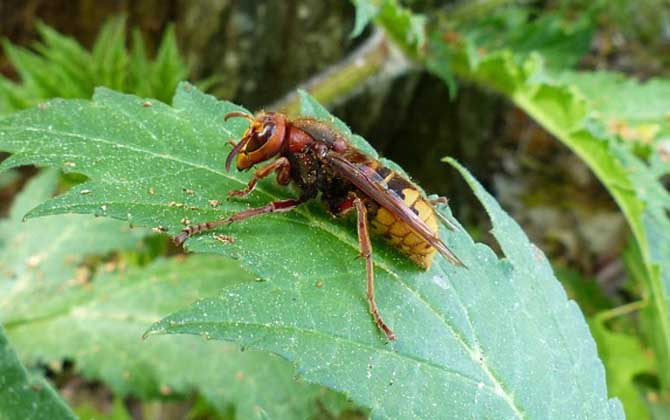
[597,300,647,322]
[268,29,411,114]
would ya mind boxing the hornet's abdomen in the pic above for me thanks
[364,162,438,269]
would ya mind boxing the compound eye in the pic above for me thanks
[257,124,273,140]
[245,124,275,152]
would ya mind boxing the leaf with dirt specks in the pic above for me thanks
[0,85,622,418]
[0,171,354,419]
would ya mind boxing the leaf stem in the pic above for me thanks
[597,300,647,322]
[268,29,411,114]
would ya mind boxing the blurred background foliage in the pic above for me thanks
[0,0,669,418]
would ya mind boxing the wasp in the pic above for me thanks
[175,111,465,340]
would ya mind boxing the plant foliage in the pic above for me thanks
[0,15,189,114]
[0,327,75,420]
[0,84,622,418]
[0,170,351,419]
[355,1,670,416]
[433,18,670,397]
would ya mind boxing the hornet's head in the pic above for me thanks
[224,111,287,171]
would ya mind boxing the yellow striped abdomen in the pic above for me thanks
[369,186,438,269]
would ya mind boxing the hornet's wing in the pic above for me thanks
[324,152,465,268]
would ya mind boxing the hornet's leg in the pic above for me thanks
[353,197,395,341]
[228,157,291,198]
[174,197,302,246]
[429,196,459,231]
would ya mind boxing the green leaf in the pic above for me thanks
[0,170,351,418]
[377,1,426,56]
[0,326,76,420]
[351,0,380,38]
[129,29,152,98]
[351,0,426,57]
[7,255,352,419]
[612,146,670,390]
[150,24,189,103]
[426,29,670,391]
[0,169,146,324]
[0,172,140,305]
[33,21,95,98]
[91,15,129,92]
[557,71,670,128]
[442,5,594,69]
[0,85,622,418]
[0,75,33,112]
[0,15,192,114]
[589,312,655,420]
[1,41,60,99]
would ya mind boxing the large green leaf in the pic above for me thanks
[356,4,670,416]
[426,44,670,390]
[578,63,667,390]
[363,0,668,393]
[0,326,75,420]
[7,255,351,419]
[0,84,622,417]
[0,171,352,419]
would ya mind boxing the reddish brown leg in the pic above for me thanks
[228,157,291,198]
[353,197,395,341]
[174,198,302,246]
[429,196,459,231]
